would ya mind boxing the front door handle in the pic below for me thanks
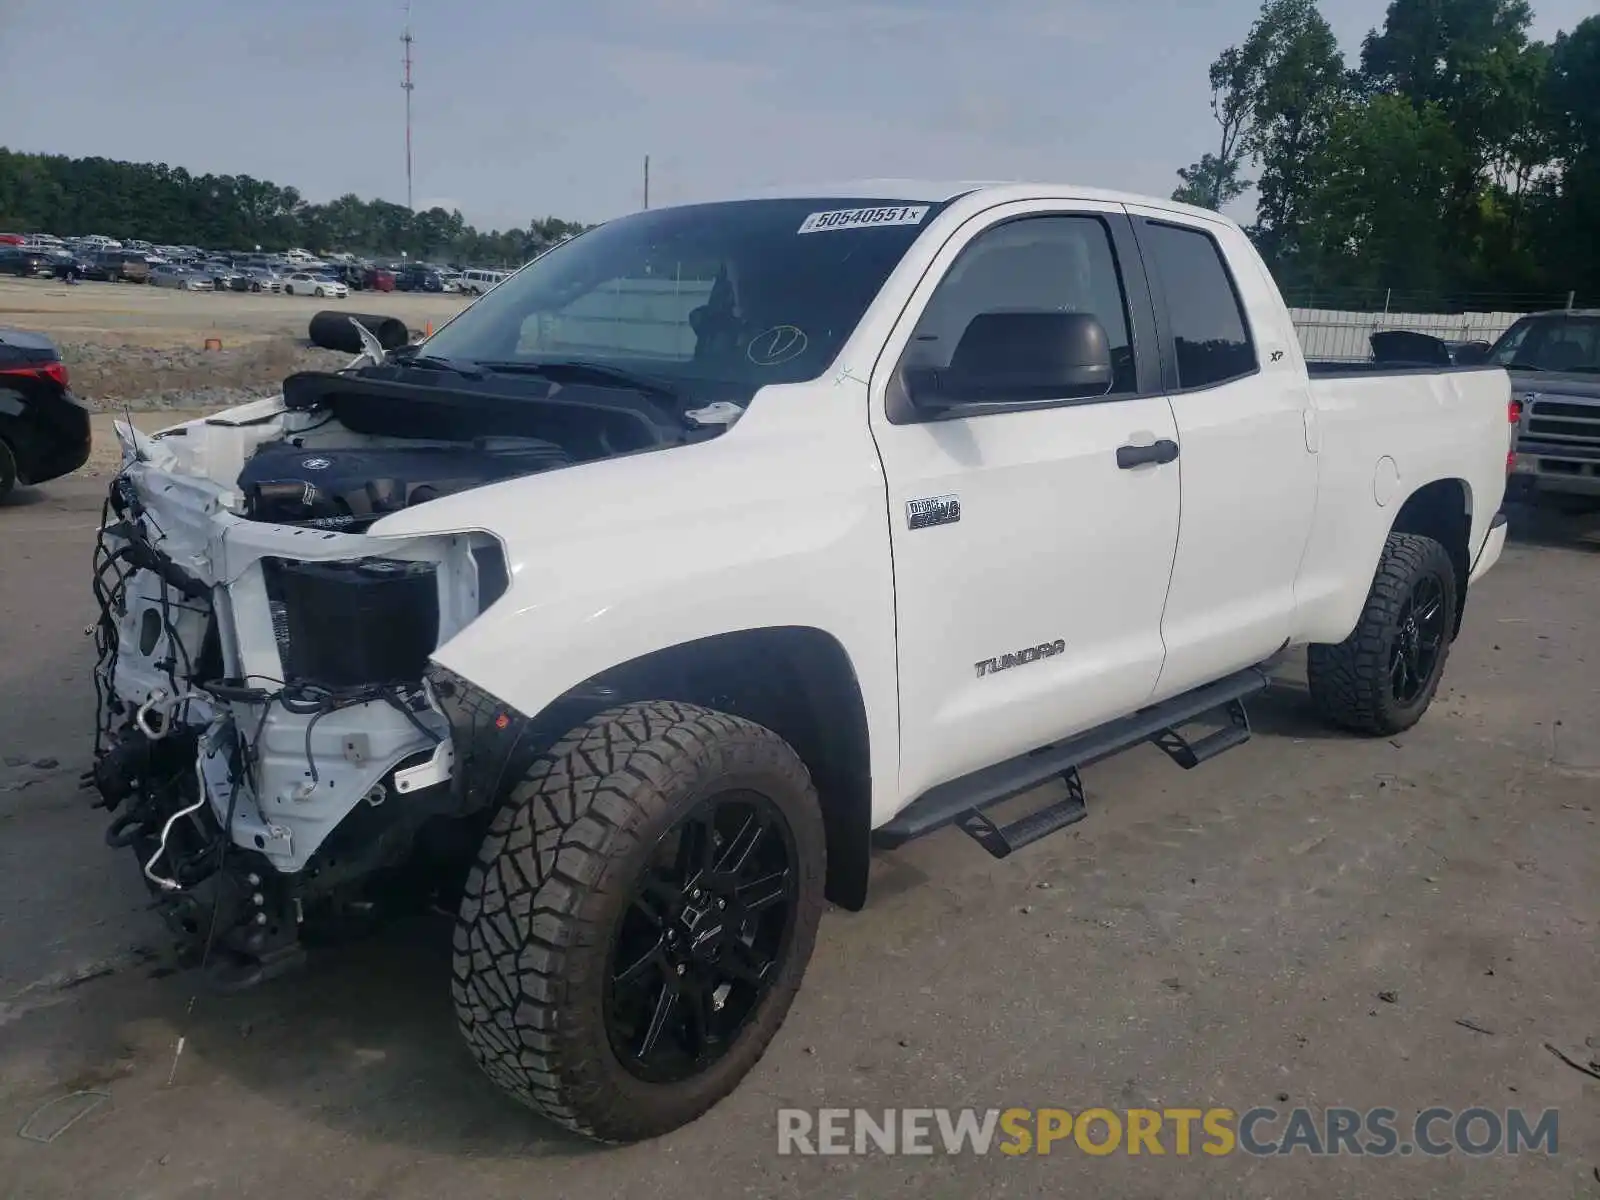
[1116,438,1180,469]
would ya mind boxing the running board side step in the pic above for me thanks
[873,666,1270,858]
[1149,696,1252,769]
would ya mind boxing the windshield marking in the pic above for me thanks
[797,205,929,234]
[747,325,809,366]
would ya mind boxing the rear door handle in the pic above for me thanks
[1116,438,1180,469]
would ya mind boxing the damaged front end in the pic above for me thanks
[87,409,524,989]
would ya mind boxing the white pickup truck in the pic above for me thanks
[89,181,1513,1143]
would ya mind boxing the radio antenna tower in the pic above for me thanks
[401,5,415,211]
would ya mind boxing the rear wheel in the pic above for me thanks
[452,700,826,1143]
[1308,532,1458,736]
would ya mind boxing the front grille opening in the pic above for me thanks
[262,557,440,688]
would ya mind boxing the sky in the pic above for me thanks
[2,0,1593,231]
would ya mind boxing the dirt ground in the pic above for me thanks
[1,459,1597,1197]
[0,275,468,410]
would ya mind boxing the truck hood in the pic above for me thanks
[367,404,804,546]
[1507,370,1600,401]
[107,368,736,536]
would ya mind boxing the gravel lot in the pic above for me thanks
[0,275,468,411]
[1,383,1597,1196]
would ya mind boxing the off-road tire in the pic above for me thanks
[452,700,826,1143]
[0,438,17,503]
[1307,531,1458,736]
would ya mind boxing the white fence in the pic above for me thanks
[1290,307,1521,363]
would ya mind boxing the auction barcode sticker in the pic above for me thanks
[797,205,930,234]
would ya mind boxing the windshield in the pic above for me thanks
[1487,315,1600,374]
[420,197,947,401]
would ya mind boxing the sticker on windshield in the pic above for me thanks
[797,205,930,234]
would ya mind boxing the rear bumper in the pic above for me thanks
[1468,510,1508,586]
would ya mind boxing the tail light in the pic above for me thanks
[0,361,68,388]
[1508,397,1523,424]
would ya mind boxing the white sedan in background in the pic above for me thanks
[282,272,348,299]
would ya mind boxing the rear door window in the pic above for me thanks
[1141,222,1258,390]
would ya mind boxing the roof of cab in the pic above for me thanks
[710,178,1240,230]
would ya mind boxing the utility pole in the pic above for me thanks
[643,155,650,210]
[401,6,415,212]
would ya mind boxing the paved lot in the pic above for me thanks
[1,461,1597,1199]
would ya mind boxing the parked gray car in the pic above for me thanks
[196,262,248,292]
[149,264,214,291]
[242,267,283,293]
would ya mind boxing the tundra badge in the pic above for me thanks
[975,639,1067,678]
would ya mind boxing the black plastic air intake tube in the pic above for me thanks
[307,310,411,354]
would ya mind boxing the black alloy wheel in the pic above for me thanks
[603,789,798,1084]
[1390,572,1446,705]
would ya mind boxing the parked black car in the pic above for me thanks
[323,263,366,291]
[0,327,91,502]
[394,265,444,292]
[81,250,151,284]
[0,246,54,277]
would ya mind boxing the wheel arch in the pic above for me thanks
[1388,477,1472,638]
[506,626,874,911]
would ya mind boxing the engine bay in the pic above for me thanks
[139,367,720,529]
[238,438,574,530]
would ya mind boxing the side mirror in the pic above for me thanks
[905,310,1114,410]
[1451,341,1491,366]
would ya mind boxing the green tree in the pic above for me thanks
[1299,94,1466,293]
[1360,0,1539,166]
[1359,0,1550,287]
[0,147,593,266]
[1236,0,1349,276]
[1172,153,1252,210]
[1172,46,1256,210]
[1531,16,1600,296]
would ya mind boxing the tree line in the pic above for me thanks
[0,148,589,267]
[1172,0,1600,309]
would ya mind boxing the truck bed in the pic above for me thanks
[1287,361,1512,647]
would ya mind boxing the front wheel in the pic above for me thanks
[1308,531,1458,736]
[453,700,826,1143]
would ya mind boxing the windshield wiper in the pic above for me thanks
[386,351,487,378]
[475,359,678,401]
[1504,361,1545,371]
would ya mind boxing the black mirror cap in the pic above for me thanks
[913,310,1115,407]
[1451,340,1491,366]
